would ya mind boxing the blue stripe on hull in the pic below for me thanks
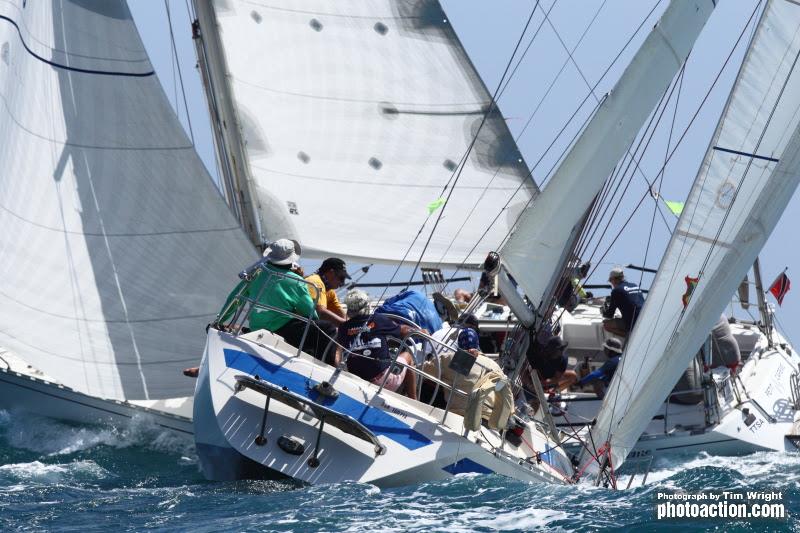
[223,349,433,450]
[442,458,493,475]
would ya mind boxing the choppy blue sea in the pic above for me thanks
[0,409,798,532]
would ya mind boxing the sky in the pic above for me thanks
[128,0,800,339]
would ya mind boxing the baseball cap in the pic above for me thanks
[320,257,351,280]
[457,327,480,351]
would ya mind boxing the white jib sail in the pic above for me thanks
[501,0,715,311]
[0,0,256,400]
[193,0,539,265]
[588,0,800,472]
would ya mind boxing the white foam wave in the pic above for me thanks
[0,460,109,484]
[637,450,800,487]
[0,410,193,457]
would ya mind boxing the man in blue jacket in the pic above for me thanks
[602,267,644,337]
[578,338,623,398]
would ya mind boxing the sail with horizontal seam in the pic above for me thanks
[193,0,539,266]
[0,0,256,400]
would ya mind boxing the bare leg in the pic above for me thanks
[454,288,472,303]
[399,352,418,400]
[558,369,578,391]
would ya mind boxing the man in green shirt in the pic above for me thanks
[216,239,335,362]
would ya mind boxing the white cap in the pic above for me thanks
[263,239,300,265]
[345,289,371,316]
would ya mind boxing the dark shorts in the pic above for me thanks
[603,317,629,333]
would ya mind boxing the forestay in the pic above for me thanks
[588,0,800,472]
[0,0,255,400]
[193,0,538,265]
[501,0,715,312]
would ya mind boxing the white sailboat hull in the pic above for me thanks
[0,351,193,435]
[554,340,800,463]
[194,328,573,487]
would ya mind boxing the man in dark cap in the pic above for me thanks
[305,257,351,325]
[577,337,623,398]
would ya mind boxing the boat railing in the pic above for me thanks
[214,265,321,358]
[216,276,502,428]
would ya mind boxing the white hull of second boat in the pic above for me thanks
[194,328,574,487]
[0,350,193,435]
[554,340,800,464]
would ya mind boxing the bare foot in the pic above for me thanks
[183,367,199,378]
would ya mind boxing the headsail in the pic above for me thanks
[193,0,538,265]
[500,0,715,312]
[0,0,255,400]
[587,0,800,472]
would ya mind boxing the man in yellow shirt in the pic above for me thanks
[305,257,350,325]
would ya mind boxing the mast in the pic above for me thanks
[499,0,716,326]
[752,257,774,345]
[191,1,266,247]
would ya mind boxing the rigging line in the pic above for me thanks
[495,0,560,101]
[165,0,196,145]
[372,2,543,301]
[581,65,680,263]
[394,3,541,294]
[542,0,674,231]
[0,15,154,77]
[185,0,196,21]
[462,94,604,271]
[441,0,666,285]
[600,1,766,446]
[639,66,685,289]
[433,0,607,268]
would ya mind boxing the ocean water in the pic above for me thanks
[0,409,797,532]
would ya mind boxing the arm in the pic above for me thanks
[578,369,605,386]
[317,306,345,325]
[292,281,318,320]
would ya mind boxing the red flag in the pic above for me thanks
[682,276,699,308]
[769,271,791,306]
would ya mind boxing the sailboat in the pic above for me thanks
[552,262,800,465]
[0,0,256,433]
[577,0,800,485]
[192,0,716,484]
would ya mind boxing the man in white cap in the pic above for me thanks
[602,267,644,337]
[335,290,418,400]
[216,239,336,361]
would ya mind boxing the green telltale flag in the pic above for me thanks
[427,197,445,214]
[665,200,684,216]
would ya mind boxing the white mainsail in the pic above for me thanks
[0,0,255,400]
[587,0,800,472]
[500,0,715,312]
[193,0,539,265]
